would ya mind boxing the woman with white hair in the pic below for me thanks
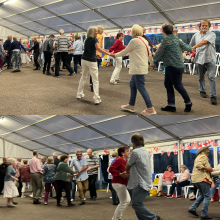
[111,24,156,115]
[90,25,104,92]
[21,40,30,67]
[77,26,111,104]
[3,158,19,207]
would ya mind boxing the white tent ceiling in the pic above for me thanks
[0,0,220,37]
[0,115,220,156]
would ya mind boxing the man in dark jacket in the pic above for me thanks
[0,157,8,194]
[29,37,40,70]
[3,35,12,69]
[43,34,55,75]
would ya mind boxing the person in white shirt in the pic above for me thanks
[110,24,156,115]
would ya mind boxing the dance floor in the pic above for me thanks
[0,63,219,115]
[0,191,220,220]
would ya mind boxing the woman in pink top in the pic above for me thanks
[157,165,174,197]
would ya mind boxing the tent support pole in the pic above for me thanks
[3,139,5,157]
[178,139,181,173]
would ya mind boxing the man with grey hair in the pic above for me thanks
[54,29,73,77]
[0,157,8,194]
[14,157,22,197]
[53,152,60,167]
[70,150,88,205]
[126,133,162,220]
[42,34,55,75]
[86,149,99,200]
[190,19,217,105]
[29,150,43,204]
[29,36,40,70]
[3,35,13,69]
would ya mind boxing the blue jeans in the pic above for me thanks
[109,181,119,203]
[71,180,76,200]
[38,52,44,67]
[196,61,217,97]
[211,180,220,198]
[169,180,190,196]
[131,185,156,220]
[73,55,82,74]
[190,182,211,217]
[165,66,191,106]
[129,75,153,108]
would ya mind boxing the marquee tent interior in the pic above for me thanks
[0,115,220,175]
[0,0,220,38]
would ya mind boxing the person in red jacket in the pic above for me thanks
[109,146,130,220]
[108,33,126,85]
[19,159,31,198]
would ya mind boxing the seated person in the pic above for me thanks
[210,162,220,202]
[183,51,191,63]
[157,165,175,197]
[166,165,190,199]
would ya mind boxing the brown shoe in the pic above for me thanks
[67,203,75,207]
[57,204,62,207]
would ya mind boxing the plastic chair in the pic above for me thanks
[158,61,163,71]
[184,63,193,75]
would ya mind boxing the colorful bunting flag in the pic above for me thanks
[161,150,164,156]
[213,140,219,147]
[153,147,159,152]
[213,23,218,30]
[167,151,170,157]
[174,143,178,149]
[174,150,178,155]
[148,28,152,33]
[188,24,193,30]
[104,149,109,155]
[180,26,185,32]
[153,27,157,33]
[195,24,200,30]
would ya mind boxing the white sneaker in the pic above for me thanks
[71,199,74,202]
[29,193,33,198]
[21,196,26,198]
[84,198,86,201]
[76,94,85,99]
[44,201,48,205]
[110,81,117,85]
[0,69,2,72]
[110,197,112,199]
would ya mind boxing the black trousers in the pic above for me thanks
[0,178,4,194]
[17,176,22,197]
[56,180,71,204]
[3,53,12,68]
[34,52,40,68]
[43,51,52,72]
[88,174,97,198]
[55,52,73,76]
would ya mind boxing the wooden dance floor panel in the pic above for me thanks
[0,64,219,115]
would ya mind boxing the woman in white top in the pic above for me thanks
[111,24,156,115]
[166,165,190,199]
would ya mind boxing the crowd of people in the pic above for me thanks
[1,133,220,220]
[0,19,218,113]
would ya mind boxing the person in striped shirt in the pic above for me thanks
[54,29,74,77]
[86,149,100,200]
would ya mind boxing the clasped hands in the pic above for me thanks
[119,171,129,179]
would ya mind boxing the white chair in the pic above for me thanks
[158,61,163,72]
[184,63,193,75]
[152,173,164,192]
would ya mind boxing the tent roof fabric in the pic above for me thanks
[0,115,219,156]
[0,0,220,36]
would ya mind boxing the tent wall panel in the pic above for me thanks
[0,25,28,40]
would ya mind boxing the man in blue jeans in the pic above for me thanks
[190,19,217,105]
[126,133,163,220]
[188,145,213,219]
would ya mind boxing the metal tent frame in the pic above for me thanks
[1,0,220,36]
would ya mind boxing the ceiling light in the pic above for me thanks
[4,0,16,4]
